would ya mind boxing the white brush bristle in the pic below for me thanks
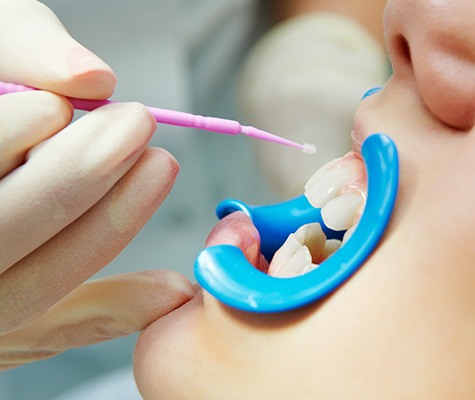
[302,143,317,155]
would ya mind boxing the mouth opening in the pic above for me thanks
[267,150,367,278]
[194,133,399,313]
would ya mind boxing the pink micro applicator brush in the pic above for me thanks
[0,81,316,154]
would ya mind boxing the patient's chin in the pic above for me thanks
[134,294,202,398]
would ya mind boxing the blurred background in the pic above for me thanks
[0,1,279,398]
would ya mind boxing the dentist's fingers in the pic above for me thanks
[0,102,156,273]
[0,0,116,99]
[0,91,73,178]
[0,147,180,335]
[0,270,195,370]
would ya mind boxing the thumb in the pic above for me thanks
[0,271,195,370]
[0,0,116,99]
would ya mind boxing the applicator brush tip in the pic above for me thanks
[302,143,317,154]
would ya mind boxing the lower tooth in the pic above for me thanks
[322,239,341,260]
[284,246,313,278]
[269,223,335,278]
[269,239,313,278]
[300,263,318,275]
[294,223,326,262]
[321,193,363,231]
[342,225,357,245]
[268,234,302,277]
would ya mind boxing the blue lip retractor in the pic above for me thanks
[194,133,399,313]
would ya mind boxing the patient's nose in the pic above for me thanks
[384,0,475,130]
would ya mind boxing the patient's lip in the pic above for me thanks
[205,211,269,273]
[350,129,364,154]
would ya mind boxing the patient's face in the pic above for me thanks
[134,0,475,398]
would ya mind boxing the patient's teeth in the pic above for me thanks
[280,246,313,278]
[268,235,311,278]
[342,225,357,245]
[270,234,301,268]
[294,223,326,261]
[304,166,351,208]
[300,263,318,275]
[301,239,341,274]
[269,150,368,278]
[304,152,366,210]
[321,193,363,231]
[322,239,341,259]
[268,223,325,278]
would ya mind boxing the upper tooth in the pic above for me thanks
[321,193,363,231]
[304,152,366,210]
[304,165,351,208]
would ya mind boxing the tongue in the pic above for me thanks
[204,211,269,273]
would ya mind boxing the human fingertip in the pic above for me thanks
[62,45,117,99]
[139,270,196,301]
[41,45,117,100]
[150,146,180,179]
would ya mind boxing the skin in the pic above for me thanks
[0,0,194,370]
[134,0,475,398]
[268,0,386,46]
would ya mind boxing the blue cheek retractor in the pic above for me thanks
[194,133,399,313]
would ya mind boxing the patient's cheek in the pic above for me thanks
[415,47,475,130]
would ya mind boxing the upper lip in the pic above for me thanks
[350,115,368,154]
[350,129,363,154]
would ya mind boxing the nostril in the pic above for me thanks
[397,34,412,67]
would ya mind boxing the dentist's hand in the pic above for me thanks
[0,0,194,370]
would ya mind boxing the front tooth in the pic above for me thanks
[268,223,326,278]
[268,234,313,278]
[274,246,314,278]
[268,234,302,277]
[304,166,351,208]
[321,193,363,231]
